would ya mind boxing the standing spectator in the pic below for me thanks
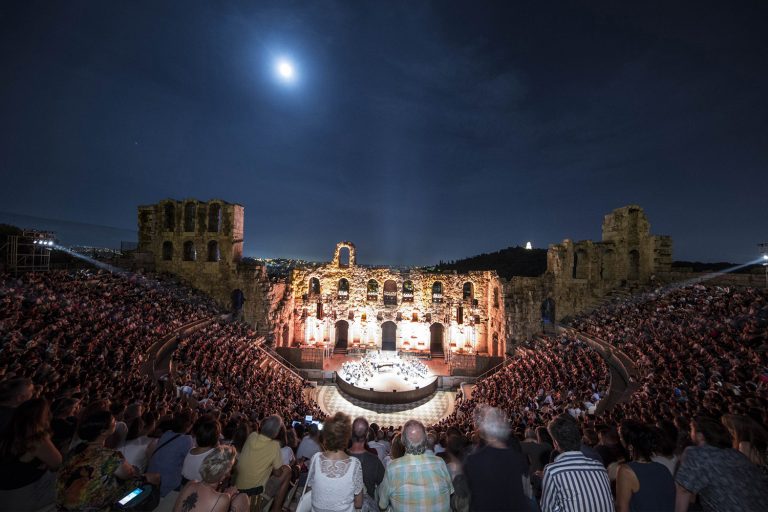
[0,398,62,511]
[347,417,384,503]
[305,412,364,512]
[464,406,530,512]
[378,419,453,512]
[235,415,291,512]
[541,414,613,512]
[615,420,674,512]
[675,416,768,512]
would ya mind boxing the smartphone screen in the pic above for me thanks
[118,488,144,505]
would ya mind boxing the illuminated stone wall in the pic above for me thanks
[286,242,507,356]
[136,198,270,332]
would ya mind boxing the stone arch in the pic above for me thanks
[332,241,357,267]
[573,248,589,279]
[430,323,445,357]
[541,297,556,326]
[383,280,397,306]
[381,321,397,351]
[163,202,175,231]
[337,278,349,300]
[207,240,220,262]
[431,281,443,303]
[183,241,196,261]
[184,202,196,232]
[601,249,616,281]
[462,281,474,301]
[493,287,499,308]
[628,249,640,280]
[367,279,379,301]
[162,241,173,261]
[335,320,349,350]
[208,203,222,233]
[492,333,499,357]
[308,277,321,297]
[402,280,414,302]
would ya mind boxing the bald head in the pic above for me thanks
[352,417,369,443]
[402,420,427,455]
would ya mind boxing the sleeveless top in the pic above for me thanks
[628,461,675,512]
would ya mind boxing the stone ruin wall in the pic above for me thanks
[135,201,671,353]
[286,242,507,356]
[136,199,270,334]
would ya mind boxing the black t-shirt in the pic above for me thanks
[464,445,530,512]
[348,451,384,498]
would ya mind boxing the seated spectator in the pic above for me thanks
[118,411,157,472]
[182,416,221,483]
[0,398,62,511]
[615,420,674,512]
[57,409,159,511]
[173,445,248,512]
[675,416,768,511]
[383,433,404,468]
[235,415,291,512]
[0,378,35,433]
[721,414,768,473]
[147,410,195,498]
[347,417,384,503]
[296,423,322,462]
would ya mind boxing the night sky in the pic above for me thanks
[1,1,767,265]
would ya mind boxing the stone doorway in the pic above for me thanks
[335,320,349,351]
[541,298,556,327]
[381,321,397,351]
[628,250,640,280]
[430,323,444,358]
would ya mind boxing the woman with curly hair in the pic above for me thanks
[0,398,62,511]
[304,412,364,512]
[615,420,674,512]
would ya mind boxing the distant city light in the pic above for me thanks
[525,241,533,250]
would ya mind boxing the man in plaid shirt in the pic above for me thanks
[378,419,453,511]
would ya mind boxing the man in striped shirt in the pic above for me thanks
[541,414,614,512]
[378,419,453,512]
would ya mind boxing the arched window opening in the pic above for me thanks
[432,282,443,303]
[367,280,379,301]
[338,247,350,267]
[183,241,196,261]
[338,278,349,300]
[164,203,175,230]
[208,203,222,233]
[601,250,615,281]
[162,241,173,261]
[402,280,414,302]
[207,240,220,262]
[184,203,196,232]
[462,282,473,301]
[493,287,499,308]
[383,280,397,306]
[309,277,321,297]
[573,249,589,279]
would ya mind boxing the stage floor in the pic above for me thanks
[314,384,455,427]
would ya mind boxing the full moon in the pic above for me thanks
[275,58,295,82]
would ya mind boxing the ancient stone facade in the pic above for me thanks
[135,201,670,362]
[285,242,507,357]
[504,205,672,342]
[136,199,270,331]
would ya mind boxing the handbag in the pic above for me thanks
[295,454,316,512]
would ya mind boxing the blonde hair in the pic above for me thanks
[200,445,237,483]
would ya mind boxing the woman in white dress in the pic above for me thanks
[305,412,363,512]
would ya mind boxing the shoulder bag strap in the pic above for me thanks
[151,433,182,459]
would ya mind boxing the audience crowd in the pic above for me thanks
[1,268,767,511]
